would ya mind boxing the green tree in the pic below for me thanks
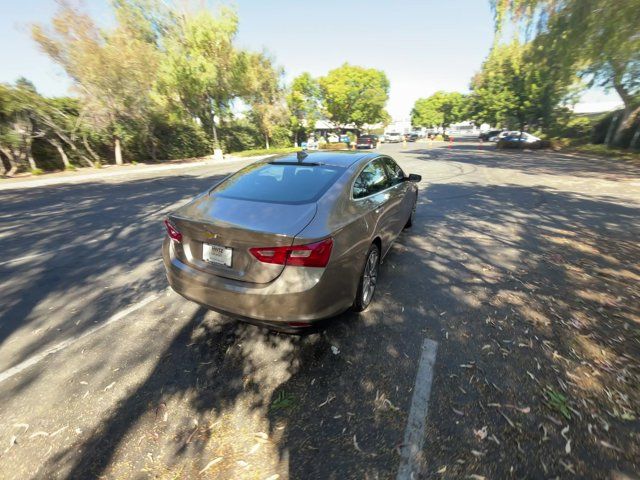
[492,0,640,145]
[287,72,322,145]
[0,80,42,175]
[155,7,244,150]
[319,64,390,128]
[467,40,575,131]
[33,96,100,169]
[243,53,288,149]
[411,91,467,129]
[32,1,160,164]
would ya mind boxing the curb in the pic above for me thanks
[0,156,250,192]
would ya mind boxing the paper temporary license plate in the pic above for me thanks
[202,243,232,267]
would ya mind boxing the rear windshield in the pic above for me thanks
[212,163,345,204]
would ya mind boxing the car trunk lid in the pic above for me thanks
[169,195,317,284]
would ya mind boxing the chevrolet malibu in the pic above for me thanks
[162,151,421,331]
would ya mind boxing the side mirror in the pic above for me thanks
[407,173,422,182]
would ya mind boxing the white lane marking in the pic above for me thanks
[0,293,160,384]
[396,338,438,480]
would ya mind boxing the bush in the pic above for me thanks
[270,126,294,148]
[562,117,592,139]
[31,137,66,171]
[149,119,212,160]
[319,143,349,151]
[220,121,262,152]
[233,147,300,157]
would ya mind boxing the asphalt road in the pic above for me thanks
[0,140,639,479]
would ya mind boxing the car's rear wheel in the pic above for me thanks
[353,243,380,312]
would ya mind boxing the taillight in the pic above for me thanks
[250,238,333,268]
[164,219,182,243]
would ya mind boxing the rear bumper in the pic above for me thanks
[162,239,352,325]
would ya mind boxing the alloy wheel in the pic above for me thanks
[361,248,379,306]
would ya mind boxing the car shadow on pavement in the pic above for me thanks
[28,179,640,479]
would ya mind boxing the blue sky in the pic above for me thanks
[0,0,620,118]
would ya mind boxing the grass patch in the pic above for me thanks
[549,138,640,161]
[269,390,296,412]
[231,146,301,157]
[543,387,571,420]
[569,143,640,162]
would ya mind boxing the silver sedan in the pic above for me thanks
[162,151,421,331]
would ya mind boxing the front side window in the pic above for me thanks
[353,158,391,199]
[383,157,405,185]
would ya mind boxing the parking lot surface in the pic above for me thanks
[0,140,638,479]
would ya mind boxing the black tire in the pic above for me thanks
[352,243,380,312]
[404,196,417,229]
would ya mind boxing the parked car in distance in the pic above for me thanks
[488,130,511,142]
[376,134,385,143]
[356,134,378,149]
[385,132,403,143]
[405,133,418,142]
[162,151,421,332]
[339,134,351,144]
[497,132,542,149]
[479,129,503,141]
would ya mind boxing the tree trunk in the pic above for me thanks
[604,112,619,146]
[24,136,37,170]
[1,146,19,176]
[26,155,36,170]
[611,77,634,147]
[61,135,94,167]
[114,136,123,165]
[209,99,220,149]
[0,147,8,176]
[150,139,158,162]
[49,139,71,169]
[265,134,270,150]
[211,115,219,149]
[630,126,640,150]
[82,135,100,166]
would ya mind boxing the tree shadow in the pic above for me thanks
[26,179,640,478]
[405,138,640,181]
[0,173,227,375]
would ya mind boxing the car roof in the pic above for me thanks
[263,150,379,168]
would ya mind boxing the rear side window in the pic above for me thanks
[213,163,345,204]
[353,158,392,199]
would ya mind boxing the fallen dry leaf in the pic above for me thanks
[474,426,488,441]
[199,457,223,474]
